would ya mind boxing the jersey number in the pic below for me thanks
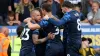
[54,27,59,35]
[67,54,70,56]
[77,19,81,31]
[21,28,30,40]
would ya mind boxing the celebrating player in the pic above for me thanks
[17,9,53,56]
[24,3,64,56]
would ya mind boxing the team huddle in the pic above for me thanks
[17,1,81,56]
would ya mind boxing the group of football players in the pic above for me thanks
[17,1,82,56]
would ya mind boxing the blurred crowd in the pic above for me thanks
[0,0,63,26]
[1,0,100,26]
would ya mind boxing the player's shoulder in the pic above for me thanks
[31,29,39,35]
[38,19,49,27]
[70,10,79,15]
[40,19,48,23]
[69,10,80,18]
[64,10,79,17]
[70,10,79,13]
[32,29,39,32]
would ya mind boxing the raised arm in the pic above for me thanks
[27,21,41,30]
[47,13,70,26]
[24,17,49,30]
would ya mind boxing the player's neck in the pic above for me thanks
[67,8,72,12]
[46,12,52,15]
[46,12,52,17]
[31,20,36,23]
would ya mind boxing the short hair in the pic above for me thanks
[62,1,74,8]
[41,3,52,12]
[34,7,43,17]
[31,8,42,17]
[35,7,42,13]
[73,4,80,10]
[8,11,15,16]
[74,4,80,8]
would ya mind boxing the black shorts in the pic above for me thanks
[45,41,64,56]
[20,48,36,56]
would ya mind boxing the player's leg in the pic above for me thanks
[66,36,81,56]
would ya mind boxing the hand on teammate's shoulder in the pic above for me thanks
[24,17,32,23]
[43,15,49,20]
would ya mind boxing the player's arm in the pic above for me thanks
[24,17,49,30]
[27,21,41,30]
[27,20,49,30]
[45,14,70,26]
[32,32,54,44]
[32,34,48,44]
[24,18,40,30]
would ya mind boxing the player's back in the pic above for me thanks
[20,25,36,51]
[20,24,38,56]
[43,22,64,56]
[63,10,81,37]
[43,22,61,42]
[63,10,82,56]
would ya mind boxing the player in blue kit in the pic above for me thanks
[19,25,38,56]
[43,1,82,56]
[24,3,64,56]
[17,9,53,56]
[33,8,48,56]
[25,1,82,56]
